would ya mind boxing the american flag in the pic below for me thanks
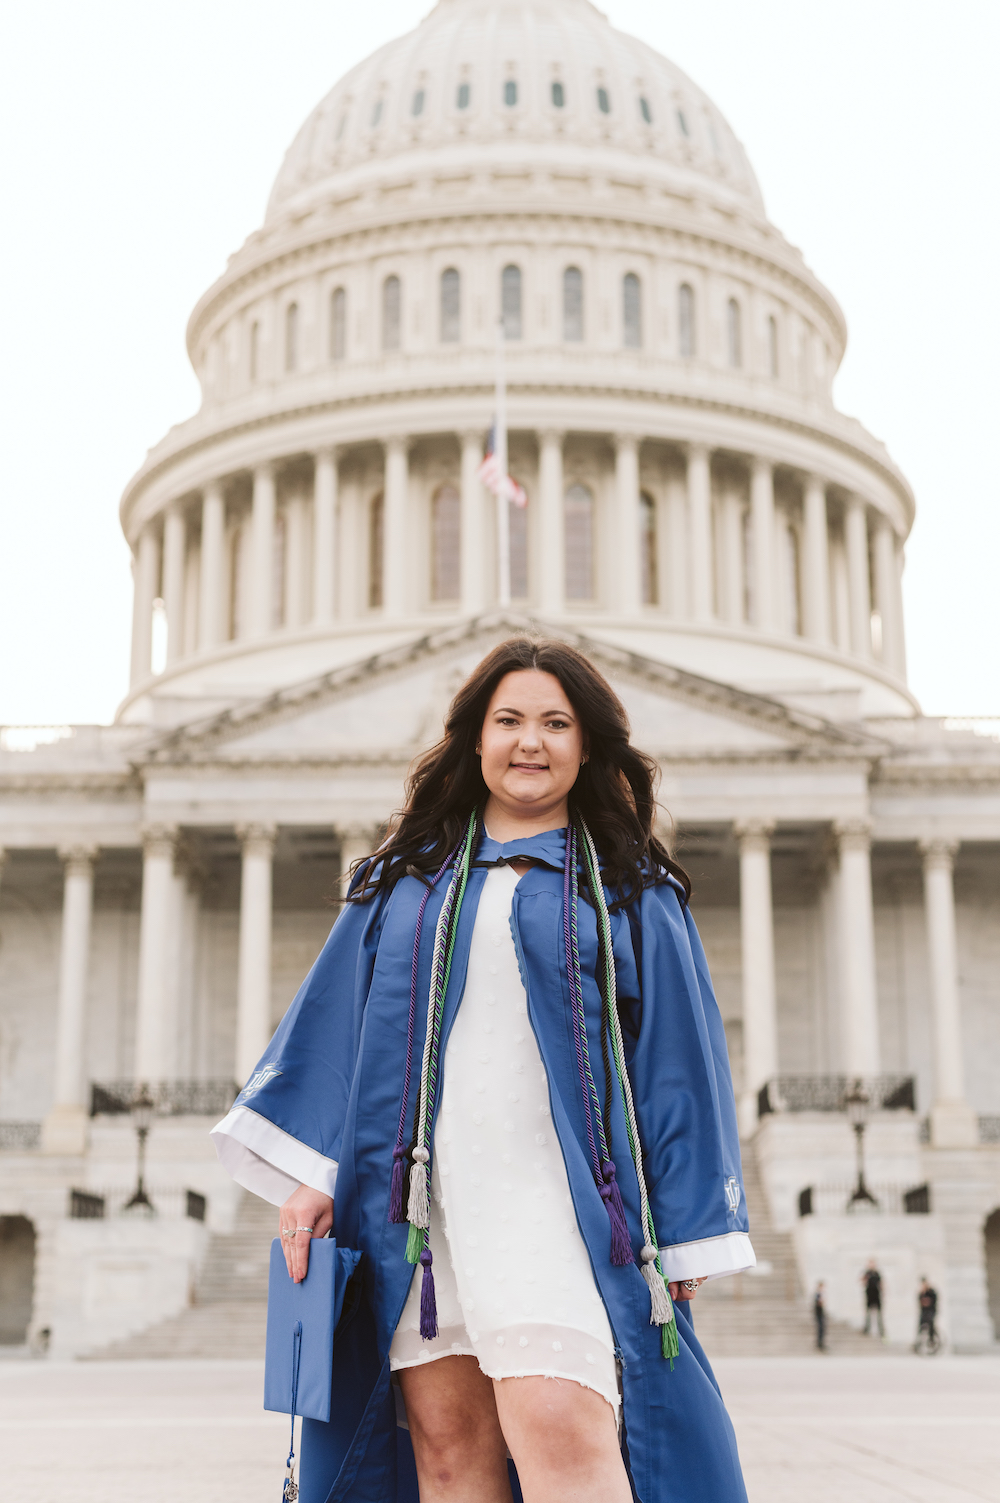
[477,426,527,507]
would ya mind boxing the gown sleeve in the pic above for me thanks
[211,880,386,1206]
[624,879,755,1283]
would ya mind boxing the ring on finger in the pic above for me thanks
[295,1226,314,1234]
[682,1279,701,1291]
[281,1228,296,1238]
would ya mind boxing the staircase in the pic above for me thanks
[89,1192,274,1359]
[692,1151,883,1357]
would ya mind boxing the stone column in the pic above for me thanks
[162,505,187,667]
[250,463,277,637]
[749,458,775,632]
[538,430,565,616]
[134,825,179,1083]
[921,840,977,1147]
[873,515,904,675]
[130,525,160,687]
[198,482,226,651]
[236,823,277,1086]
[613,435,642,616]
[802,476,832,644]
[844,495,872,659]
[312,448,338,624]
[718,487,745,625]
[460,431,487,617]
[736,821,778,1138]
[41,846,99,1154]
[338,826,378,896]
[686,445,713,621]
[284,494,310,629]
[835,822,881,1077]
[383,437,410,620]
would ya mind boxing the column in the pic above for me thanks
[718,488,745,625]
[312,448,338,624]
[893,539,908,681]
[921,840,977,1147]
[284,494,309,629]
[844,495,872,658]
[383,437,410,620]
[134,825,179,1083]
[872,515,903,675]
[162,505,187,667]
[802,476,832,644]
[687,445,713,621]
[665,472,688,619]
[41,846,98,1154]
[198,482,226,650]
[749,458,775,632]
[338,826,378,896]
[460,431,487,617]
[613,435,642,616]
[736,821,778,1138]
[835,822,881,1076]
[236,823,276,1085]
[129,525,160,687]
[250,463,277,637]
[538,430,565,616]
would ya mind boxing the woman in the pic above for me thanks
[213,638,753,1503]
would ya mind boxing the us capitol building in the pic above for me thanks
[1,0,998,1358]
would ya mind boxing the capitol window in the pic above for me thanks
[504,79,518,107]
[597,87,610,114]
[412,89,425,117]
[767,314,779,378]
[440,268,461,343]
[623,273,642,348]
[727,297,742,368]
[639,96,653,125]
[676,107,690,137]
[565,483,594,600]
[330,287,347,362]
[371,98,384,128]
[249,320,260,382]
[678,282,696,357]
[368,492,384,608]
[285,302,299,373]
[456,82,470,110]
[563,267,584,342]
[382,276,401,351]
[551,80,565,108]
[431,485,461,601]
[502,265,522,339]
[640,492,658,605]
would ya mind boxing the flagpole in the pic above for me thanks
[495,317,511,610]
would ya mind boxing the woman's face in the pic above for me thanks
[478,669,585,826]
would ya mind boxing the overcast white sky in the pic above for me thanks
[1,1,997,726]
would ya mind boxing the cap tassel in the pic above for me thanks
[599,1160,633,1266]
[389,1147,409,1224]
[418,1247,438,1340]
[407,1146,430,1229]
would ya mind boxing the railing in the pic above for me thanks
[979,1116,1000,1144]
[758,1074,916,1117]
[0,1121,41,1150]
[90,1080,238,1118]
[68,1185,209,1220]
[798,1182,931,1217]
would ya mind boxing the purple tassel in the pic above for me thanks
[419,1247,438,1340]
[600,1160,633,1266]
[389,1146,408,1224]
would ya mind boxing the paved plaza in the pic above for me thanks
[2,1355,997,1501]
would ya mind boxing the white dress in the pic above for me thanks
[389,864,620,1414]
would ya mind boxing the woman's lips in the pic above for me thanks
[510,762,547,771]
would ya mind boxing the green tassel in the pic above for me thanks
[405,1222,426,1264]
[661,1316,679,1366]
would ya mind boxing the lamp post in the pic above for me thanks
[844,1078,878,1210]
[123,1084,156,1213]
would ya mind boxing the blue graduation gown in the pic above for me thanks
[230,829,750,1503]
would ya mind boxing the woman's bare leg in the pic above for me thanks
[398,1356,513,1503]
[493,1375,631,1503]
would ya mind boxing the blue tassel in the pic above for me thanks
[389,1147,408,1224]
[419,1247,438,1340]
[600,1160,633,1266]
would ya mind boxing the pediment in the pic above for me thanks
[137,616,883,769]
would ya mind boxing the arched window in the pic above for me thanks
[411,89,425,117]
[285,303,299,373]
[504,79,518,107]
[596,87,611,114]
[456,82,470,110]
[440,268,460,343]
[502,264,522,339]
[510,490,528,599]
[431,485,461,601]
[565,483,594,600]
[371,98,384,127]
[767,314,779,378]
[382,275,401,351]
[249,320,260,382]
[678,283,695,357]
[779,516,801,635]
[676,108,690,137]
[330,287,347,361]
[551,80,565,108]
[623,273,642,348]
[368,492,384,608]
[727,297,742,368]
[639,96,653,124]
[563,266,584,342]
[640,492,658,605]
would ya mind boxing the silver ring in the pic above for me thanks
[281,1228,296,1238]
[682,1279,699,1291]
[295,1226,314,1234]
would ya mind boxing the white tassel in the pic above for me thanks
[641,1245,673,1326]
[407,1146,430,1228]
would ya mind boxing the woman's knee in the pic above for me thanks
[498,1376,616,1471]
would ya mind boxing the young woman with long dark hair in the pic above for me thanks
[213,638,754,1503]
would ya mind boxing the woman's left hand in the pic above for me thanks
[669,1278,705,1302]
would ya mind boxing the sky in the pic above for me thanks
[0,0,997,726]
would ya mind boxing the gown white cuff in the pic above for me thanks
[658,1231,756,1283]
[211,1105,339,1207]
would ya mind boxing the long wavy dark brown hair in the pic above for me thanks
[350,637,689,906]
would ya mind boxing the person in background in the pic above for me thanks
[861,1259,885,1338]
[915,1277,939,1353]
[813,1282,826,1351]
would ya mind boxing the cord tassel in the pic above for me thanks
[419,1247,438,1340]
[389,1147,408,1224]
[407,1146,430,1228]
[600,1160,633,1266]
[641,1245,673,1325]
[405,1221,425,1264]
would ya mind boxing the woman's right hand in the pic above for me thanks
[279,1185,334,1282]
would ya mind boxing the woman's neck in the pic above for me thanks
[482,796,569,846]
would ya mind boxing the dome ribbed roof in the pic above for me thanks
[266,0,763,222]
